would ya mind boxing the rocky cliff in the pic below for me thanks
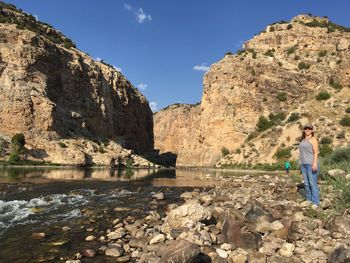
[155,15,350,167]
[0,2,154,165]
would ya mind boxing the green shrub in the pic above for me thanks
[236,49,246,55]
[287,24,293,30]
[221,147,230,156]
[269,26,275,32]
[339,117,350,126]
[58,142,67,148]
[320,137,332,144]
[269,112,286,123]
[319,144,333,157]
[264,49,275,57]
[329,147,350,164]
[345,107,350,113]
[257,116,273,132]
[273,147,292,160]
[235,149,241,154]
[11,133,25,153]
[316,91,331,100]
[294,55,300,60]
[252,52,257,59]
[287,113,300,122]
[286,45,297,54]
[247,131,258,141]
[278,62,283,67]
[298,62,310,70]
[126,157,134,168]
[329,77,343,90]
[318,50,327,57]
[225,51,233,56]
[276,92,287,101]
[8,152,20,163]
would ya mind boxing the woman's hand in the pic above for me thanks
[312,162,317,172]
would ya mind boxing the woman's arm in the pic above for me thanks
[310,137,319,171]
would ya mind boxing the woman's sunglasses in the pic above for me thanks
[303,127,313,130]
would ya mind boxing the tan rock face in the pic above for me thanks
[0,5,153,164]
[154,15,350,166]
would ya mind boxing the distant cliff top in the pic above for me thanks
[0,1,76,49]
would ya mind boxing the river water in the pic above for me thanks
[0,167,268,262]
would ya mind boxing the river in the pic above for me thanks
[0,167,270,262]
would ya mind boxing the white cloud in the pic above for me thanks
[96,57,101,62]
[137,83,148,90]
[193,63,210,72]
[34,15,39,21]
[123,4,132,11]
[124,3,152,24]
[113,65,122,72]
[136,8,152,24]
[149,101,157,112]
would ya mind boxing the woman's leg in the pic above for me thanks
[301,164,312,201]
[310,168,320,205]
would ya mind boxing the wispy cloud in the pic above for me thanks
[193,63,210,72]
[124,4,152,24]
[149,101,157,112]
[96,57,101,62]
[34,14,39,21]
[137,83,148,90]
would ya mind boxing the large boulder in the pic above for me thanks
[161,201,212,234]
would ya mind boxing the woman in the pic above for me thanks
[299,124,320,207]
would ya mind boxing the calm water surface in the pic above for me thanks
[0,167,267,262]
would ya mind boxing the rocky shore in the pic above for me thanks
[56,172,350,263]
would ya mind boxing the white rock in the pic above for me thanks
[152,192,165,200]
[85,235,96,241]
[149,234,165,245]
[105,243,124,257]
[216,248,228,258]
[220,243,232,251]
[270,220,284,231]
[279,243,295,257]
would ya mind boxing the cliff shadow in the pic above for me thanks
[28,49,152,154]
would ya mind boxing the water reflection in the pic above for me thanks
[0,167,272,186]
[0,167,164,183]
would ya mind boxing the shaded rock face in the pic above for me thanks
[154,14,350,166]
[0,4,153,163]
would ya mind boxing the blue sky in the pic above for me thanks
[4,1,350,111]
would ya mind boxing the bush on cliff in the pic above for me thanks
[273,147,292,160]
[11,133,25,154]
[316,91,331,100]
[221,147,230,157]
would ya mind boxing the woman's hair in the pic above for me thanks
[302,130,315,139]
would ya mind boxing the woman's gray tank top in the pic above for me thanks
[299,139,314,164]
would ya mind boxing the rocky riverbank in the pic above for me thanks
[55,172,350,263]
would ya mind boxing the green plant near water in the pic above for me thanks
[11,133,25,156]
[221,147,230,157]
